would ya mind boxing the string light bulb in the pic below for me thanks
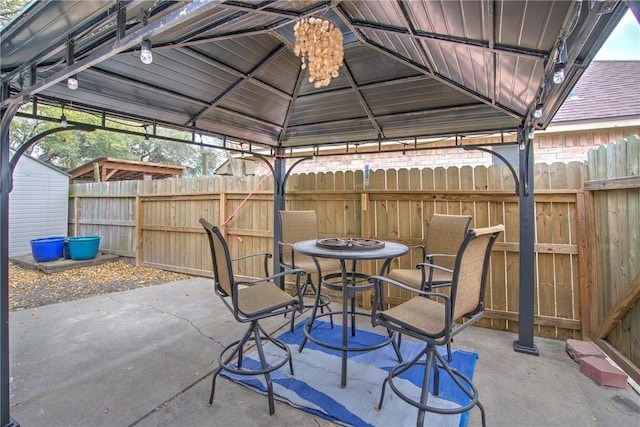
[294,17,344,88]
[60,112,68,128]
[553,63,565,84]
[534,102,543,118]
[140,40,153,64]
[553,41,567,85]
[67,75,78,90]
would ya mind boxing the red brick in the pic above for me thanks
[579,356,628,389]
[566,339,605,363]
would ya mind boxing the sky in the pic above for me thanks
[594,10,640,60]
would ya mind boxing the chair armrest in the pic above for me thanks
[369,275,447,299]
[409,244,426,258]
[382,244,425,274]
[425,253,456,262]
[416,262,453,275]
[416,261,454,291]
[232,251,272,277]
[278,241,295,268]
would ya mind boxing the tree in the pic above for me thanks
[10,104,225,176]
[0,0,29,27]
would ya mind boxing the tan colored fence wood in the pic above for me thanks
[585,136,640,375]
[627,137,640,365]
[605,142,627,350]
[70,163,587,340]
[482,166,508,330]
[555,164,580,339]
[536,163,562,338]
[596,273,640,339]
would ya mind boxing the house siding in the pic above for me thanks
[9,155,69,257]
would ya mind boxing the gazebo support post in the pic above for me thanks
[0,93,95,426]
[0,84,20,427]
[514,125,539,355]
[271,151,312,288]
[273,150,286,287]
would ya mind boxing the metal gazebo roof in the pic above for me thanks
[1,0,631,151]
[0,2,635,425]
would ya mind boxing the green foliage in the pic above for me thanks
[10,105,225,176]
[0,0,30,27]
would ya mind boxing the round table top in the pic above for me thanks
[293,239,408,260]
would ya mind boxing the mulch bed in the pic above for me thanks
[9,260,193,311]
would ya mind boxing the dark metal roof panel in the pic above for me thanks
[0,1,114,68]
[1,0,628,150]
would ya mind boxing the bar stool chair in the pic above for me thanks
[200,218,304,415]
[370,225,504,427]
[278,210,339,331]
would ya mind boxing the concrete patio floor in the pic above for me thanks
[8,277,640,426]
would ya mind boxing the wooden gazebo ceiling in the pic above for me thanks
[69,157,184,182]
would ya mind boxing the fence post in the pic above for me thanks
[135,195,142,266]
[576,165,591,340]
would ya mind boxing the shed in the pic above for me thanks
[215,158,255,176]
[9,153,69,257]
[69,157,185,182]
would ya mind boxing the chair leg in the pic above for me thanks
[289,278,335,333]
[299,279,325,352]
[416,347,436,426]
[379,343,483,426]
[350,294,356,336]
[308,281,334,328]
[377,346,429,410]
[253,324,275,415]
[288,277,311,332]
[389,328,403,363]
[209,365,222,405]
[209,325,253,405]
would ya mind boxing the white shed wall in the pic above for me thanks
[9,155,69,257]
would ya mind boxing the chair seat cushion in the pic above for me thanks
[237,282,296,316]
[388,268,452,289]
[380,296,446,337]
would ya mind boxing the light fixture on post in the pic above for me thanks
[67,75,78,90]
[553,42,567,85]
[66,39,78,90]
[140,40,153,64]
[533,102,543,119]
[294,17,344,88]
[60,105,68,128]
[533,91,544,119]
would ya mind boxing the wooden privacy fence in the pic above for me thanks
[584,135,640,383]
[69,163,585,341]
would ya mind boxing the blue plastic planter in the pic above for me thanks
[30,237,65,262]
[68,236,101,260]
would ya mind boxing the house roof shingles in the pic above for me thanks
[552,61,640,123]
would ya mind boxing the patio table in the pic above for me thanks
[293,238,408,387]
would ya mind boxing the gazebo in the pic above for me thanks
[1,2,635,426]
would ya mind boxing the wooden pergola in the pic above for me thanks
[69,157,184,183]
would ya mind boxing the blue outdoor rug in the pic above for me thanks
[221,319,478,427]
